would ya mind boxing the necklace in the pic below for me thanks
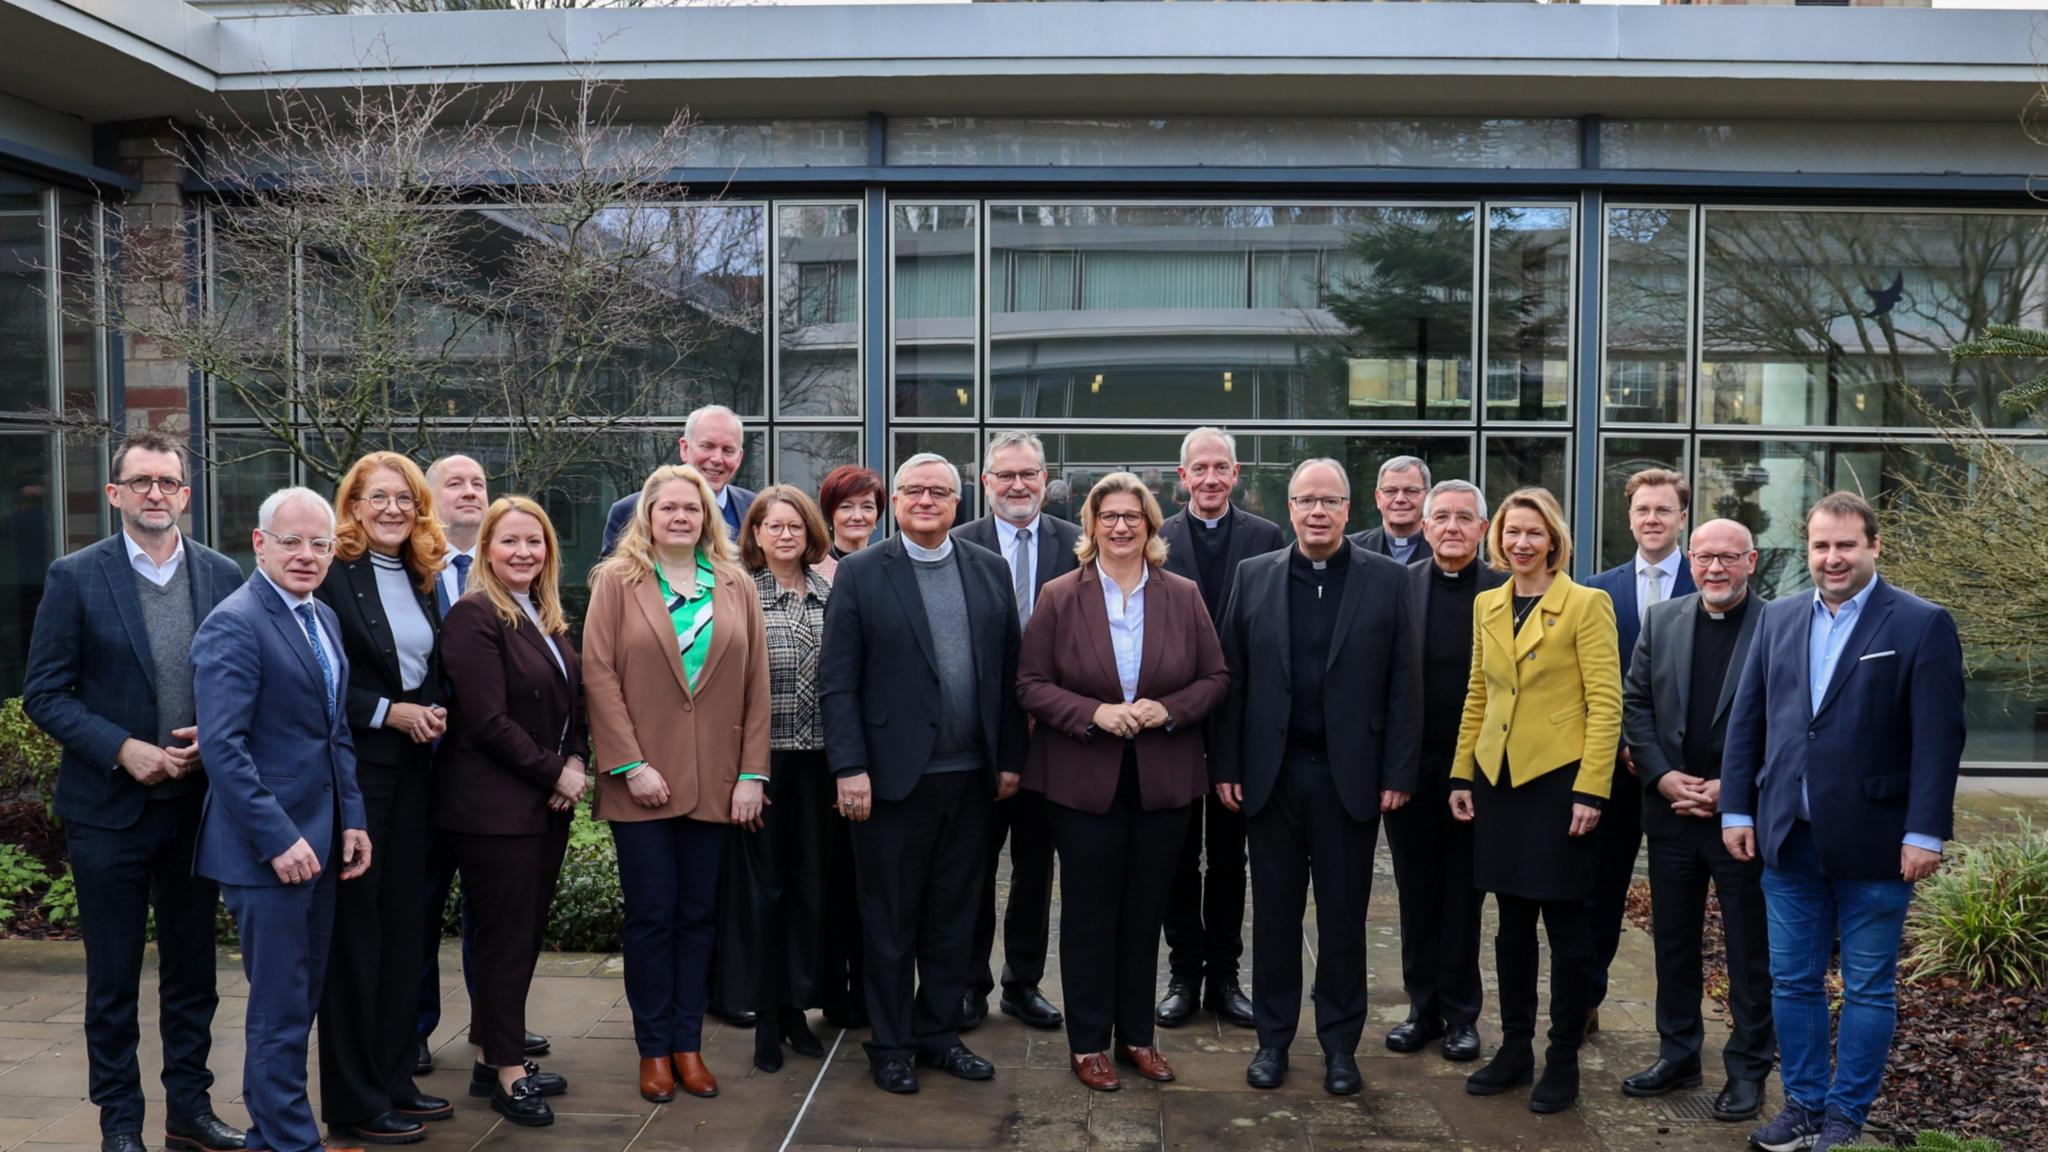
[1512,595,1539,632]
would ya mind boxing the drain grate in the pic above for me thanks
[1658,1091,1723,1124]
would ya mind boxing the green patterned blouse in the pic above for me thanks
[654,556,718,692]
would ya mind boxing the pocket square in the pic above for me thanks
[1859,650,1897,662]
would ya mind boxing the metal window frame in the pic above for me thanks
[1594,430,1690,570]
[1596,201,1698,432]
[1480,200,1579,430]
[885,198,982,425]
[771,198,866,424]
[772,423,866,490]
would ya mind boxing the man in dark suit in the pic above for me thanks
[1155,427,1283,1030]
[1722,492,1964,1152]
[1347,455,1432,566]
[1384,479,1503,1065]
[949,430,1077,1034]
[1214,458,1419,1097]
[1582,467,1695,1031]
[22,432,246,1152]
[1620,519,1773,1122]
[821,452,1028,1095]
[600,405,758,555]
[192,488,371,1152]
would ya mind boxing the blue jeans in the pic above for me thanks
[1761,822,1914,1128]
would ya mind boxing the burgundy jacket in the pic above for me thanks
[1017,563,1229,814]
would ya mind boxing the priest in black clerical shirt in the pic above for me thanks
[1385,480,1504,1065]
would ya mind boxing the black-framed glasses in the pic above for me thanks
[258,530,338,557]
[898,485,956,502]
[1095,511,1146,528]
[1690,551,1752,570]
[118,475,185,495]
[987,469,1044,486]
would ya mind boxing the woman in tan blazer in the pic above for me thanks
[1016,472,1229,1093]
[583,464,771,1105]
[1448,487,1622,1115]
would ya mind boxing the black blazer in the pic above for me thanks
[1403,555,1507,757]
[1622,590,1765,842]
[1158,504,1286,623]
[951,513,1082,603]
[821,535,1028,803]
[1350,525,1433,564]
[315,554,444,768]
[23,533,244,830]
[1212,543,1421,822]
[435,594,587,837]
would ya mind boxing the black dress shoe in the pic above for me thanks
[1154,979,1199,1028]
[102,1137,144,1152]
[999,987,1063,1030]
[413,1038,433,1076]
[391,1092,453,1122]
[165,1113,246,1152]
[959,992,988,1032]
[1205,980,1256,1029]
[1622,1057,1704,1098]
[1323,1053,1362,1096]
[1246,1047,1288,1090]
[1442,1023,1482,1063]
[871,1055,919,1095]
[333,1112,425,1146]
[917,1044,995,1081]
[522,1031,550,1057]
[1712,1077,1765,1122]
[489,1077,554,1128]
[1466,1043,1534,1096]
[470,1061,565,1098]
[1385,1017,1445,1054]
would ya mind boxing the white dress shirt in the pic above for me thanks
[1635,549,1685,621]
[438,545,478,607]
[257,569,339,698]
[994,514,1042,592]
[1097,561,1147,704]
[124,530,186,588]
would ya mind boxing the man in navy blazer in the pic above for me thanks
[599,405,757,555]
[1721,492,1964,1152]
[1581,467,1695,1028]
[191,488,370,1152]
[23,433,246,1152]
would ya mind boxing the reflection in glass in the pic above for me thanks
[893,205,978,418]
[208,433,295,573]
[1597,436,1686,572]
[1,210,48,416]
[987,204,1476,422]
[777,204,862,418]
[1603,207,1691,424]
[59,196,105,550]
[1700,209,2048,430]
[888,117,1579,169]
[1486,206,1572,423]
[1482,435,1569,521]
[0,430,54,697]
[892,429,982,520]
[775,428,862,498]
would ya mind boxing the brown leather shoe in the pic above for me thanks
[638,1056,676,1103]
[1070,1051,1120,1092]
[672,1051,719,1098]
[1115,1044,1176,1083]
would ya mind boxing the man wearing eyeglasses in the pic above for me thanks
[1349,456,1433,567]
[191,487,370,1152]
[25,432,248,1152]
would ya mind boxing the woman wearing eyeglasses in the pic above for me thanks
[1016,472,1229,1092]
[313,452,455,1144]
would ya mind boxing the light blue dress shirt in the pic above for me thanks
[258,568,338,707]
[1098,561,1147,704]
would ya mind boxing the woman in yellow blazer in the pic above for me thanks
[1448,486,1620,1116]
[584,464,771,1105]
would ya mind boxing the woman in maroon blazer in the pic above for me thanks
[435,496,588,1127]
[1017,471,1229,1093]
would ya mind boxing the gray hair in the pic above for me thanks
[984,430,1046,469]
[1378,455,1431,488]
[1422,479,1487,523]
[1178,426,1238,468]
[257,486,336,533]
[893,452,964,496]
[684,404,745,441]
[424,454,481,487]
[1288,457,1351,498]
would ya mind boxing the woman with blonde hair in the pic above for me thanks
[584,464,771,1104]
[435,497,585,1126]
[313,452,454,1143]
[1449,486,1622,1115]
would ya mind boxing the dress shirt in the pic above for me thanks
[1096,561,1147,704]
[257,568,338,700]
[1636,549,1684,621]
[902,534,954,563]
[438,545,477,607]
[124,530,186,588]
[995,514,1041,591]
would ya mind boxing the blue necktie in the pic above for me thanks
[452,553,472,596]
[294,604,336,720]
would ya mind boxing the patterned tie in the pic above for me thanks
[294,604,336,720]
[452,553,472,596]
[1012,527,1034,629]
[1641,566,1664,624]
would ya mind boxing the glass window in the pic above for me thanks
[59,198,106,550]
[1486,205,1572,423]
[1600,120,2037,177]
[773,428,862,498]
[892,204,978,419]
[207,432,295,573]
[0,430,55,697]
[1,209,49,416]
[1603,206,1691,425]
[987,204,1477,423]
[888,117,1579,169]
[1700,208,2048,431]
[1482,434,1570,522]
[891,428,983,520]
[776,204,862,418]
[1597,435,1687,572]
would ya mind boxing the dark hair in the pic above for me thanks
[739,485,830,571]
[817,465,884,524]
[111,430,188,484]
[1624,467,1691,512]
[1806,490,1879,544]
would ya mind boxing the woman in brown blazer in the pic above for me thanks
[583,464,771,1104]
[1016,471,1229,1093]
[435,496,586,1127]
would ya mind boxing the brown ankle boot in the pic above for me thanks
[638,1056,676,1103]
[672,1051,719,1098]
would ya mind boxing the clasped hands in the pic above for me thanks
[385,702,447,744]
[1656,771,1721,819]
[1092,699,1170,740]
[116,728,203,786]
[548,755,590,813]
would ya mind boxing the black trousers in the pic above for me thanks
[1646,821,1776,1080]
[1247,758,1379,1056]
[1587,774,1644,1008]
[446,822,569,1068]
[1384,758,1485,1028]
[745,749,834,1014]
[66,796,219,1137]
[612,816,726,1056]
[1495,894,1593,1054]
[970,788,1055,1000]
[1044,752,1191,1054]
[1161,790,1248,985]
[819,813,866,1020]
[414,832,473,1040]
[318,756,431,1124]
[848,769,991,1060]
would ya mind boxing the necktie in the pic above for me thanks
[294,604,336,720]
[452,553,472,596]
[1641,566,1664,624]
[1012,527,1034,629]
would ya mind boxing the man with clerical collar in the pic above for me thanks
[1349,455,1433,567]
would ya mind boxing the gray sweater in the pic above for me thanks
[910,548,983,775]
[136,563,200,800]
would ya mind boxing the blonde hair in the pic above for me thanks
[1487,486,1574,575]
[470,497,567,636]
[1074,471,1169,568]
[333,452,448,597]
[591,464,742,588]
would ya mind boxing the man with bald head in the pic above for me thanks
[1619,519,1773,1122]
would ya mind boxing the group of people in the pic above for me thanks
[23,406,1964,1152]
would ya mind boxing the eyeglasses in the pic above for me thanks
[1289,495,1348,513]
[357,492,416,511]
[1095,511,1146,528]
[1632,505,1683,520]
[758,522,806,536]
[1377,485,1425,500]
[119,475,185,495]
[987,469,1043,486]
[898,485,956,502]
[258,530,337,557]
[1690,551,1751,570]
[1426,511,1482,526]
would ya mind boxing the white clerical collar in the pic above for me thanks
[902,535,953,562]
[1195,510,1226,530]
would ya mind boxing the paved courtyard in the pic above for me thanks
[1,786,2038,1152]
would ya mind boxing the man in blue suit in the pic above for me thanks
[192,487,371,1152]
[1722,491,1964,1152]
[24,432,246,1152]
[599,405,757,556]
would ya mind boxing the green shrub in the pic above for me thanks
[1837,1131,2004,1152]
[40,867,78,928]
[0,844,51,921]
[0,697,61,807]
[543,805,622,953]
[1904,819,2048,989]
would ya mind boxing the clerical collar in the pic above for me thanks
[902,534,953,562]
[1291,546,1348,573]
[1197,512,1225,530]
[1435,563,1465,579]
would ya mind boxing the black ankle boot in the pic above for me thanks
[1529,1049,1579,1113]
[753,1022,784,1073]
[1465,1041,1534,1096]
[781,1006,824,1058]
